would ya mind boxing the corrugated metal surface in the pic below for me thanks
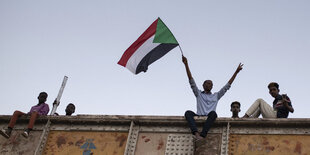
[229,134,310,155]
[43,131,128,155]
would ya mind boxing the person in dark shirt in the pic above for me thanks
[243,82,294,118]
[231,101,241,118]
[53,102,76,116]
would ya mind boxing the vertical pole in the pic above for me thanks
[34,120,51,155]
[220,122,230,155]
[179,45,184,56]
[50,76,68,115]
[225,122,230,155]
[124,121,134,155]
[124,121,139,155]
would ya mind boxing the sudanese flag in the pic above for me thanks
[118,18,179,74]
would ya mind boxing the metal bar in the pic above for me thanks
[124,121,134,155]
[124,121,139,155]
[50,76,68,115]
[34,120,51,155]
[220,122,230,155]
[225,122,230,155]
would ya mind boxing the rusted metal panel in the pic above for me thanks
[194,134,222,155]
[43,131,128,155]
[0,130,42,155]
[229,134,310,155]
[50,124,129,132]
[139,126,223,133]
[2,116,310,155]
[230,126,310,135]
[135,133,168,155]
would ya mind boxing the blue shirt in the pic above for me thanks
[189,78,231,115]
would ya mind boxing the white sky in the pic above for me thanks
[0,1,309,118]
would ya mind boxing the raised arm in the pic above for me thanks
[182,55,199,96]
[228,63,243,85]
[282,95,294,113]
[182,55,193,80]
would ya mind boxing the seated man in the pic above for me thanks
[182,55,243,140]
[231,101,241,118]
[53,103,76,116]
[0,92,50,138]
[243,82,294,118]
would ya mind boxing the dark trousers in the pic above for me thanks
[184,110,217,138]
[8,110,38,129]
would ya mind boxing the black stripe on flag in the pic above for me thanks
[135,44,178,74]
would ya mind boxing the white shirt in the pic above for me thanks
[189,78,231,115]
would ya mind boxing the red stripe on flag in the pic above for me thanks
[118,19,158,67]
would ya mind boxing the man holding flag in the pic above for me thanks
[182,55,243,140]
[118,18,243,141]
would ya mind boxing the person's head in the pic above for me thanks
[38,92,48,104]
[230,101,241,117]
[203,80,213,92]
[268,82,280,98]
[65,103,75,116]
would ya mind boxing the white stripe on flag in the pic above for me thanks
[126,35,160,73]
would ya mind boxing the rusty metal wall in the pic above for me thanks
[135,133,168,155]
[0,130,43,155]
[43,131,128,155]
[2,116,310,155]
[229,134,310,155]
[195,134,222,155]
[134,133,222,155]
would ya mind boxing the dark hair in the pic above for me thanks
[67,103,75,108]
[268,82,279,89]
[203,80,212,85]
[231,101,240,108]
[39,92,48,98]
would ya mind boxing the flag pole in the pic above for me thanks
[178,45,184,56]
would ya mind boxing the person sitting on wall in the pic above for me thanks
[231,101,241,118]
[0,92,50,139]
[242,82,294,118]
[182,55,243,140]
[53,102,76,116]
[65,103,75,116]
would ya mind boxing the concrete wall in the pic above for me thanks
[1,115,310,155]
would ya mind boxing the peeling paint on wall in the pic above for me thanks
[229,134,310,155]
[43,131,128,155]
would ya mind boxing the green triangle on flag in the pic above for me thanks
[153,18,179,44]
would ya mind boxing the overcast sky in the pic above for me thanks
[1,1,309,118]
